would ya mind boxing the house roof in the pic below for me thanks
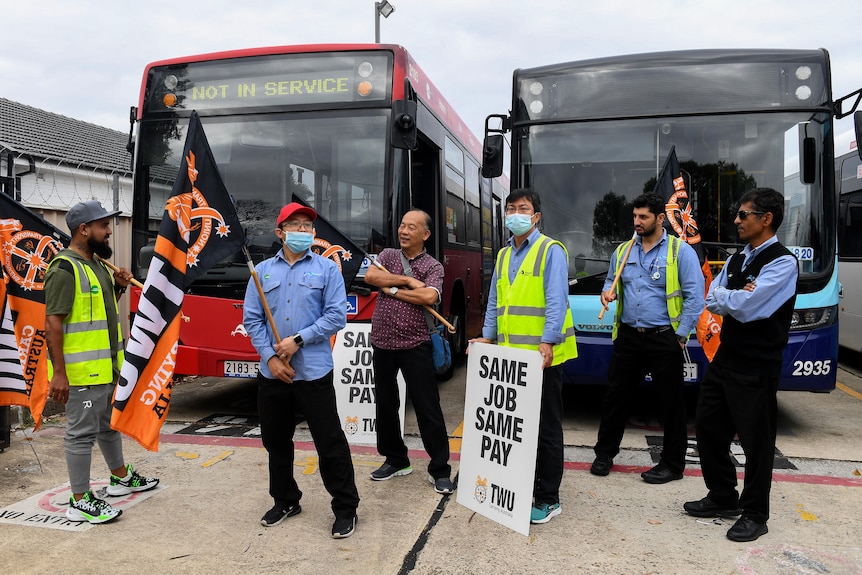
[0,97,131,175]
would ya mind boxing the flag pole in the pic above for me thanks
[368,255,456,333]
[240,245,294,372]
[96,256,144,289]
[598,233,637,320]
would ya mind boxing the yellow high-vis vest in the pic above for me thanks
[495,235,578,365]
[612,235,683,340]
[47,256,124,385]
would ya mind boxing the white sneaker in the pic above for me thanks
[66,490,122,524]
[106,464,159,496]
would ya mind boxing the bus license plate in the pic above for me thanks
[683,362,698,382]
[224,361,259,378]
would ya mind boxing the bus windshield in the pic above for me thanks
[519,111,834,290]
[137,111,389,262]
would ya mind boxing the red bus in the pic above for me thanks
[127,44,508,379]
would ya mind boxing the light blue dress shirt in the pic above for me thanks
[243,248,347,381]
[706,235,798,322]
[482,227,569,345]
[602,230,704,337]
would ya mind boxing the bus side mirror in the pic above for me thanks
[391,99,417,150]
[801,137,816,184]
[855,111,862,161]
[482,134,504,178]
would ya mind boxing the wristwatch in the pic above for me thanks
[293,334,304,348]
[389,286,399,295]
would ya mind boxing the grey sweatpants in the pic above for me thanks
[64,383,124,494]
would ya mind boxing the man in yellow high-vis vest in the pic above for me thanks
[472,189,577,525]
[45,200,158,524]
[592,193,704,484]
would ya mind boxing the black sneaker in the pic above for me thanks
[260,503,301,527]
[370,463,412,481]
[331,515,357,539]
[428,475,456,495]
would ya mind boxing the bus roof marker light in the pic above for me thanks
[358,81,373,97]
[164,74,178,90]
[358,62,374,78]
[529,100,544,114]
[163,93,177,108]
[795,66,812,81]
[529,82,543,96]
[795,85,812,101]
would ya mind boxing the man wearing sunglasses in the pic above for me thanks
[684,188,798,543]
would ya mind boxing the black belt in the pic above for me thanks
[622,323,672,334]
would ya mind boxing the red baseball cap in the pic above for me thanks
[277,202,317,227]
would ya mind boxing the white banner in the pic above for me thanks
[332,324,406,445]
[456,342,543,536]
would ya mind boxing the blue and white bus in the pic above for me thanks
[483,49,862,391]
[837,148,862,354]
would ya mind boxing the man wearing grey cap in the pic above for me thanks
[44,200,159,524]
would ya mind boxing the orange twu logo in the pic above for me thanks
[665,176,702,245]
[0,218,63,291]
[165,150,233,268]
[312,236,354,272]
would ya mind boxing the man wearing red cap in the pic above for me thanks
[243,202,360,539]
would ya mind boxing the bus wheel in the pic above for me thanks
[448,313,466,357]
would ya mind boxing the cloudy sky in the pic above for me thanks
[2,0,861,151]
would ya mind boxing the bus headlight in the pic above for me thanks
[795,85,812,101]
[789,305,836,330]
[357,81,373,97]
[358,62,373,78]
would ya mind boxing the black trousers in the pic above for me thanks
[258,371,359,520]
[372,343,452,479]
[535,364,564,506]
[695,362,779,524]
[594,324,688,474]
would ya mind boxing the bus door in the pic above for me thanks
[409,135,442,259]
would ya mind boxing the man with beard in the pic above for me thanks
[591,192,704,484]
[45,200,158,524]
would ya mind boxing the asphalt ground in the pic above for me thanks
[1,357,862,575]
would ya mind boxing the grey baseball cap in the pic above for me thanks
[65,200,121,231]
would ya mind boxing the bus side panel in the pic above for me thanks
[780,325,838,391]
[563,295,837,391]
[441,248,484,337]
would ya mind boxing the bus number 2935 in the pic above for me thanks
[791,359,831,377]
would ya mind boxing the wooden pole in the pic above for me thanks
[598,234,636,320]
[369,255,456,333]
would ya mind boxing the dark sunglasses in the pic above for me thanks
[737,210,766,220]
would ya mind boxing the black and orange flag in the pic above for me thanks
[112,112,244,451]
[291,193,363,291]
[654,146,721,361]
[0,193,68,424]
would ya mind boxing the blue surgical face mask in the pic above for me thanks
[284,231,314,253]
[505,213,534,236]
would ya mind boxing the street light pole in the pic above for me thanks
[374,1,395,43]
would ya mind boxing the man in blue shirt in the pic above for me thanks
[684,188,798,543]
[471,188,578,524]
[592,193,704,484]
[243,202,360,539]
